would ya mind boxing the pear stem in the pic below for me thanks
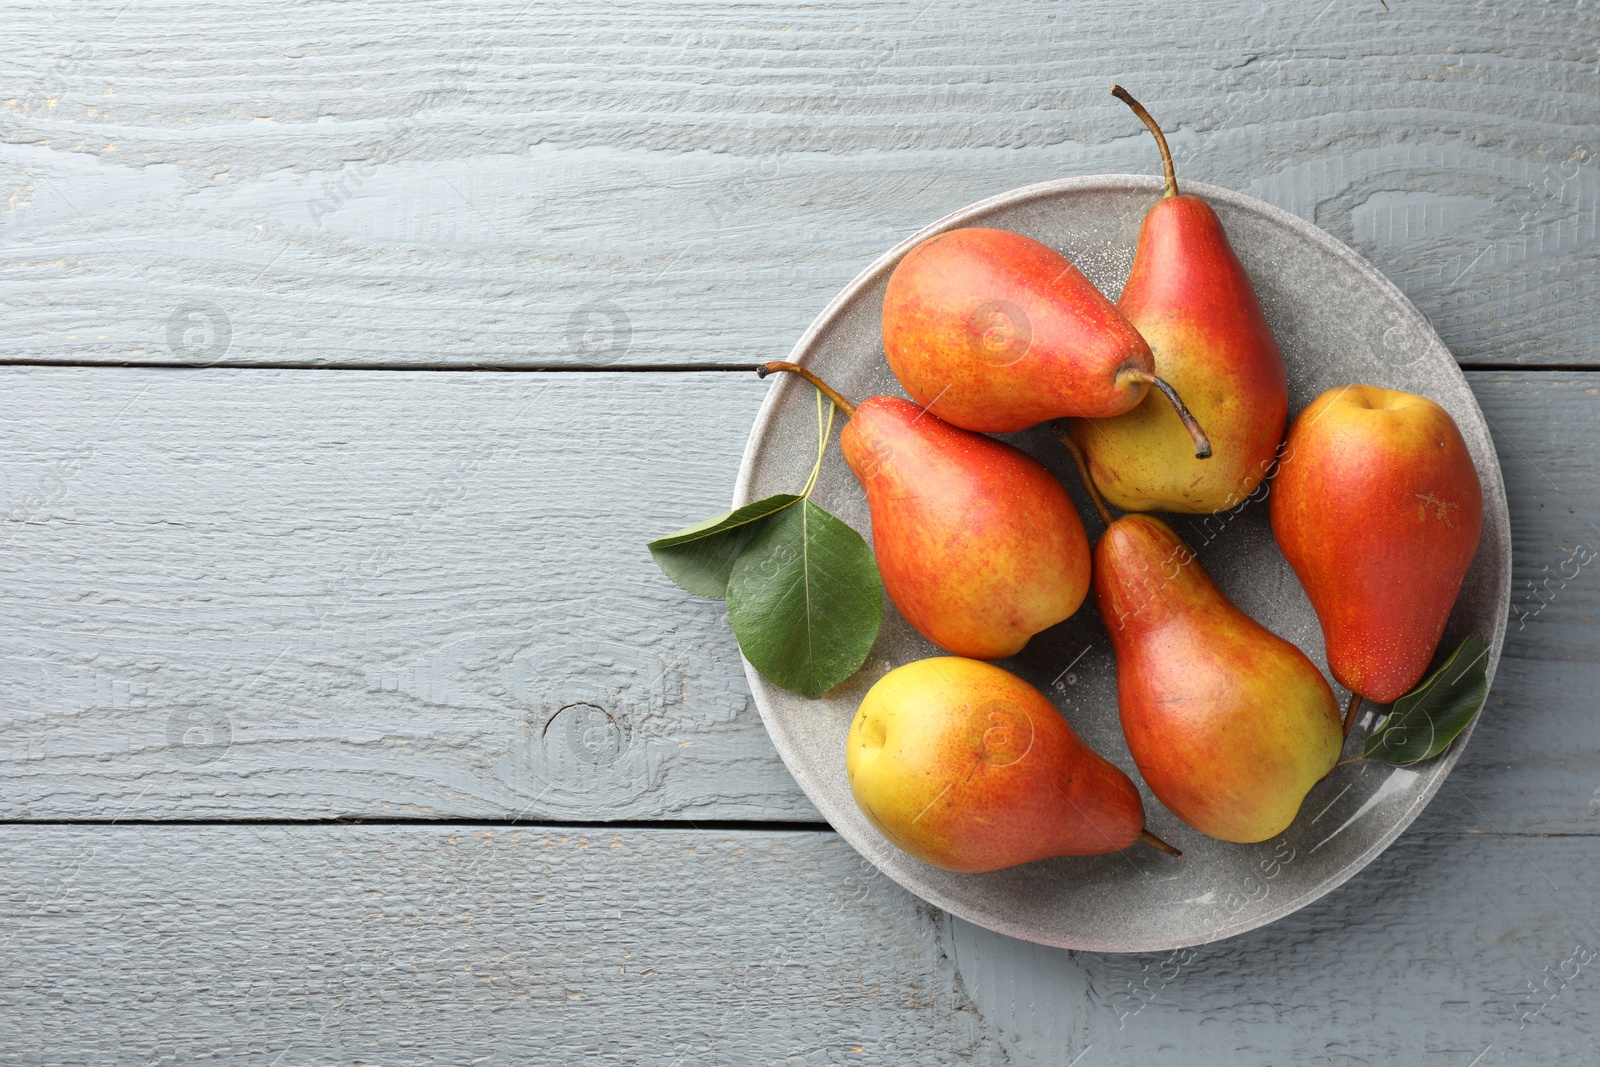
[1342,692,1364,737]
[1052,423,1116,528]
[1128,371,1213,459]
[1110,85,1178,199]
[1138,828,1182,857]
[757,361,856,418]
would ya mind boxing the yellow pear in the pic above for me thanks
[846,657,1175,872]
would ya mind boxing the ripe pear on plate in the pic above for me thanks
[847,657,1178,872]
[1095,514,1342,843]
[760,363,1091,660]
[1066,86,1287,514]
[880,227,1213,455]
[1270,385,1483,706]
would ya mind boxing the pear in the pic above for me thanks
[1270,385,1483,706]
[842,395,1090,660]
[1067,86,1287,513]
[847,657,1176,872]
[1096,514,1342,843]
[762,362,1091,661]
[881,227,1213,455]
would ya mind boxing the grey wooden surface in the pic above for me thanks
[0,369,1594,835]
[7,0,1595,371]
[1,826,1597,1065]
[3,1,1598,1064]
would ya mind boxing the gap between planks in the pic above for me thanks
[0,359,749,373]
[0,819,1591,837]
[0,360,1593,374]
[0,817,833,831]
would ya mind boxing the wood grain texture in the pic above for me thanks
[0,370,805,821]
[0,826,1000,1066]
[951,828,1600,1064]
[0,368,1596,835]
[5,3,1597,1059]
[0,824,1595,1065]
[4,0,1595,369]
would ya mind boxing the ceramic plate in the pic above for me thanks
[733,176,1512,952]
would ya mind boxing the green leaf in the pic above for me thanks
[647,494,802,598]
[725,499,884,699]
[1363,635,1490,765]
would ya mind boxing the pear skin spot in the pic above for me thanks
[1414,491,1460,526]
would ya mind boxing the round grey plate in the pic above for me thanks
[733,176,1512,953]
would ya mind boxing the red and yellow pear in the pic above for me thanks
[881,227,1213,454]
[762,362,1091,661]
[1095,513,1342,843]
[847,657,1176,872]
[1270,385,1483,707]
[1066,86,1287,513]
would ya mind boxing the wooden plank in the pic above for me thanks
[952,829,1600,1064]
[0,369,807,821]
[0,826,1000,1066]
[4,1,1594,369]
[0,824,1595,1064]
[0,368,1596,832]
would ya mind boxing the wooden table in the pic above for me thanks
[4,2,1596,1062]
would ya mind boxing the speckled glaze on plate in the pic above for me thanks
[733,176,1511,953]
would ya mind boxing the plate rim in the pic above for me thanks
[732,173,1513,952]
